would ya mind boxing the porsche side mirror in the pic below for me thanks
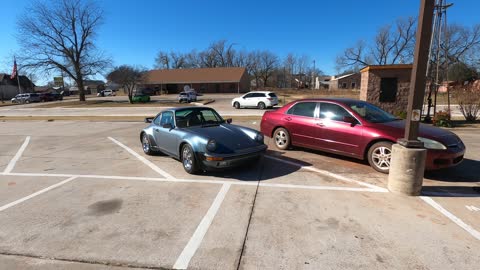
[226,118,233,124]
[145,117,153,123]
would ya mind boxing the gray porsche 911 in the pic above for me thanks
[140,107,267,174]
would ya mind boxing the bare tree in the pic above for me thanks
[154,51,170,69]
[336,16,416,70]
[16,0,110,101]
[106,65,146,104]
[258,51,278,87]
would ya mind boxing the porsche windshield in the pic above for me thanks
[175,108,224,128]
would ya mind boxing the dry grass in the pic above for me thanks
[271,89,360,105]
[0,102,16,107]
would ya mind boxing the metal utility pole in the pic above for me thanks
[423,0,453,122]
[388,0,435,196]
[311,60,316,90]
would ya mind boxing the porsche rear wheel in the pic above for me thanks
[142,133,154,155]
[182,144,198,174]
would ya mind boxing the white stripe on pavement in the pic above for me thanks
[108,137,175,179]
[420,196,480,241]
[0,176,78,212]
[173,183,231,269]
[3,136,30,174]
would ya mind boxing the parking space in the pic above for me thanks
[0,121,479,269]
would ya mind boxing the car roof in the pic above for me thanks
[290,97,362,104]
[166,106,213,112]
[247,91,274,94]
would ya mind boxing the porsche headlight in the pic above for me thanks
[255,133,264,143]
[206,139,217,152]
[418,137,446,150]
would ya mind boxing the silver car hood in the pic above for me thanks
[187,124,259,152]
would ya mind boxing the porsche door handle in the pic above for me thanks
[154,128,160,132]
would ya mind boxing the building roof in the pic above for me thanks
[144,67,247,84]
[360,64,413,73]
[331,73,357,81]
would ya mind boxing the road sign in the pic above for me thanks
[54,77,64,87]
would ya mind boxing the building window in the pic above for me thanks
[342,82,347,89]
[351,82,356,89]
[379,78,398,103]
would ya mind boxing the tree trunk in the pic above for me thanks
[77,73,86,102]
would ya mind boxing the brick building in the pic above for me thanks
[360,64,413,114]
[143,67,250,94]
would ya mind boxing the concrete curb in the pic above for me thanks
[192,99,215,106]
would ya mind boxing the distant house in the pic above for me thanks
[143,67,250,94]
[329,73,361,91]
[0,74,35,101]
[70,80,105,95]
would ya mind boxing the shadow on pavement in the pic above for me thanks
[423,158,480,197]
[201,153,312,181]
[422,185,480,197]
[424,159,480,183]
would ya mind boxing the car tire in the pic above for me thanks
[367,141,393,174]
[25,100,30,104]
[234,102,240,109]
[141,133,155,155]
[181,144,198,174]
[258,102,266,110]
[273,127,291,150]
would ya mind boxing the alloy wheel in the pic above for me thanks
[372,146,391,170]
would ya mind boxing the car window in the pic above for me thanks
[243,93,254,98]
[287,102,317,118]
[347,101,397,123]
[268,93,277,98]
[160,111,174,126]
[153,114,162,125]
[254,93,266,98]
[320,103,351,122]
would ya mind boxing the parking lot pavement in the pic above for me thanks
[0,120,479,269]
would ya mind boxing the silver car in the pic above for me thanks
[11,93,41,104]
[140,107,267,174]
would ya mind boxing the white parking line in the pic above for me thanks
[420,196,480,241]
[3,136,30,174]
[265,155,388,192]
[1,172,387,193]
[0,176,77,212]
[108,137,175,179]
[173,183,231,269]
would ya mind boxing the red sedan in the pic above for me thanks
[260,98,465,173]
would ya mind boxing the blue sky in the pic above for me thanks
[1,0,479,84]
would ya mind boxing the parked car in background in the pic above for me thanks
[132,93,151,103]
[39,92,63,102]
[97,89,116,97]
[261,98,465,173]
[141,107,267,174]
[232,91,278,109]
[178,91,197,103]
[11,93,41,104]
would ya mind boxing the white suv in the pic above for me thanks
[232,91,278,110]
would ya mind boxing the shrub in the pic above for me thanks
[433,110,452,127]
[394,111,407,119]
[452,84,480,122]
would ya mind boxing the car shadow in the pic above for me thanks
[424,159,480,183]
[422,158,480,197]
[200,153,312,182]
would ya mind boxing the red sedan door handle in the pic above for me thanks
[284,117,292,121]
[316,122,324,127]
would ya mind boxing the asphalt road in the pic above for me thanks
[0,120,479,269]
